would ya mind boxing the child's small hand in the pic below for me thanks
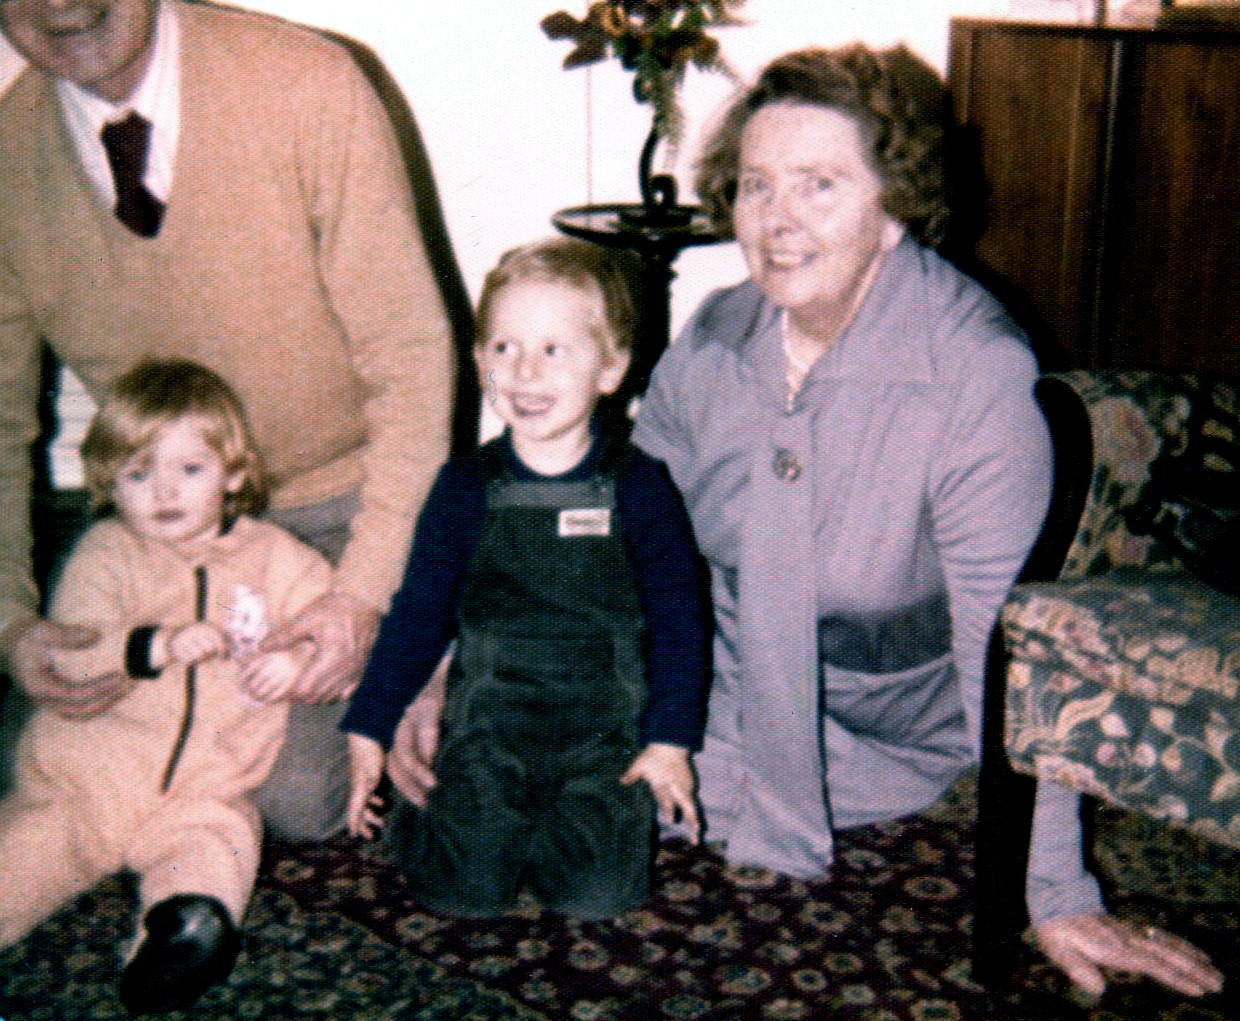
[164,622,227,668]
[620,742,700,844]
[347,733,387,838]
[239,649,301,704]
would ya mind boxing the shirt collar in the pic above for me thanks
[499,421,609,482]
[56,0,181,202]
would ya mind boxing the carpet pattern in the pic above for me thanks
[0,879,547,1021]
[3,774,1239,1021]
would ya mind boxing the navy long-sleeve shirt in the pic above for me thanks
[342,430,712,751]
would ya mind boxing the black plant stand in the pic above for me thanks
[552,202,719,409]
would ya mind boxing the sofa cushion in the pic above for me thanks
[1004,567,1240,848]
[1003,567,1240,703]
[1006,672,1240,849]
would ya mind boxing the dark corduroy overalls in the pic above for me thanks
[388,441,655,918]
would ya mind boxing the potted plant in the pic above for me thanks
[541,1,745,223]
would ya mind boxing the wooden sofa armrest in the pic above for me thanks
[1018,376,1094,585]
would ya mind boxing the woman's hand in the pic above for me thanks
[346,733,387,838]
[1036,913,1223,998]
[621,742,700,843]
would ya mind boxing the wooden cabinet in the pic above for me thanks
[948,19,1240,372]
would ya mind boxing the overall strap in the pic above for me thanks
[478,435,633,513]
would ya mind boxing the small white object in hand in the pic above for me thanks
[226,584,270,707]
[226,584,270,660]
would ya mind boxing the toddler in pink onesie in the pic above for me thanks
[0,360,331,1014]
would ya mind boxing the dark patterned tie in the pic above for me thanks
[100,111,165,238]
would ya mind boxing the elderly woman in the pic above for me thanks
[627,44,1221,999]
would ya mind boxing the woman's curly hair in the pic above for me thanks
[694,43,951,247]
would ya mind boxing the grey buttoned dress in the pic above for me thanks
[634,236,1056,881]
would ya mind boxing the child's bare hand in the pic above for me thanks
[621,742,700,843]
[347,733,387,838]
[239,650,301,704]
[166,622,226,667]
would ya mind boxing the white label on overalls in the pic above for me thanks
[559,507,611,537]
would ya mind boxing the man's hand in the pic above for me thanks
[1036,913,1224,998]
[386,653,448,807]
[260,591,380,703]
[5,616,122,720]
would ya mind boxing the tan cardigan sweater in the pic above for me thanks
[0,1,454,636]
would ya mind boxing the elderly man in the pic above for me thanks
[0,0,453,1009]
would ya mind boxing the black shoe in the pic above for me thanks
[118,894,240,1015]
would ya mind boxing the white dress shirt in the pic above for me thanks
[56,0,181,206]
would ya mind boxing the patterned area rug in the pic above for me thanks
[4,773,1239,1021]
[0,880,547,1021]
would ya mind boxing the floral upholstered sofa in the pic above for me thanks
[1000,371,1240,850]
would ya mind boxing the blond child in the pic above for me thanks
[343,238,711,918]
[0,360,331,1014]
